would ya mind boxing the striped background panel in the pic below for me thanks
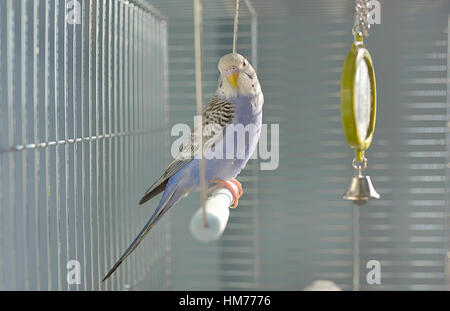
[152,0,450,290]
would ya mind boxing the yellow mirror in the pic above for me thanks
[340,41,377,162]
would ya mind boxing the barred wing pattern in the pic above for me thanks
[139,94,235,205]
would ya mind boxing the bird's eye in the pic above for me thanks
[243,62,246,67]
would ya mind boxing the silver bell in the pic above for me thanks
[343,157,380,205]
[343,175,380,205]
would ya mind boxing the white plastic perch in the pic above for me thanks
[189,183,239,242]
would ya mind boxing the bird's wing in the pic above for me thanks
[139,94,235,205]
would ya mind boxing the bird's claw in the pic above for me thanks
[230,178,243,198]
[210,178,243,208]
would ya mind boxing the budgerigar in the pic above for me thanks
[102,53,264,281]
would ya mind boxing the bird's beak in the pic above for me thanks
[225,67,239,88]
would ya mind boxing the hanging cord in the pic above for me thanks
[352,0,371,40]
[194,0,208,228]
[232,0,240,54]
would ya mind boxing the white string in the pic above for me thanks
[232,0,239,54]
[193,0,208,228]
[194,0,240,228]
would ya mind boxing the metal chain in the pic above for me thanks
[352,0,371,39]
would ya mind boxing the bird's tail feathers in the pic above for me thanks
[102,186,178,282]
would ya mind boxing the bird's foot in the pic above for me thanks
[209,179,243,208]
[230,178,243,199]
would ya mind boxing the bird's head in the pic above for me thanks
[217,53,259,98]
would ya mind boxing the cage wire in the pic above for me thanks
[0,0,170,290]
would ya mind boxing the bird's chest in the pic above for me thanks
[201,94,263,182]
[233,95,262,126]
[224,96,262,156]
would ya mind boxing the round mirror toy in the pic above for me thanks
[341,0,380,205]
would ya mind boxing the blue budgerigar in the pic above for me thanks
[102,53,264,281]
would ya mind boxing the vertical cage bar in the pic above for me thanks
[155,15,160,284]
[53,0,62,291]
[44,0,52,291]
[120,0,125,288]
[20,0,30,291]
[6,0,17,291]
[130,2,135,286]
[116,0,123,289]
[72,0,80,292]
[113,0,119,290]
[133,6,139,285]
[353,205,360,291]
[88,0,95,290]
[246,0,260,288]
[137,9,144,284]
[144,13,150,281]
[32,0,41,291]
[156,15,161,284]
[117,1,123,288]
[106,0,114,291]
[149,13,154,280]
[154,15,159,286]
[95,0,101,290]
[193,0,208,229]
[101,0,108,291]
[130,3,135,287]
[133,4,139,285]
[123,2,130,286]
[64,0,70,291]
[80,0,88,291]
[141,13,148,281]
